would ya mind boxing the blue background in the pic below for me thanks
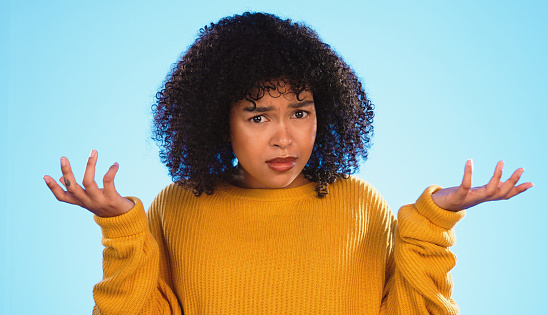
[2,0,546,314]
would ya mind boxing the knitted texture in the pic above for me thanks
[92,176,464,314]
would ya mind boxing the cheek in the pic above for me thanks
[307,120,318,148]
[229,125,264,163]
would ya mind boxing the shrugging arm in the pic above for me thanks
[92,197,182,315]
[381,186,465,314]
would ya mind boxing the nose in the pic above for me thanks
[270,123,292,149]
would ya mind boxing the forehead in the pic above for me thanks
[232,80,313,109]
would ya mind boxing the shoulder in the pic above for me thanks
[154,182,195,203]
[329,175,383,200]
[328,175,393,217]
[148,182,199,217]
[157,182,194,198]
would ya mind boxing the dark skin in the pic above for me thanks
[44,148,533,217]
[44,150,134,217]
[430,159,533,211]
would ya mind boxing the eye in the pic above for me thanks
[250,115,266,123]
[293,110,309,119]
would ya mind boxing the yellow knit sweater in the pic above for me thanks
[92,176,465,314]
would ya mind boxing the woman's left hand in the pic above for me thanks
[431,160,534,211]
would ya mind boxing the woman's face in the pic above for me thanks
[229,86,317,189]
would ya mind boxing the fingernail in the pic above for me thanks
[61,157,67,167]
[89,150,96,158]
[113,162,119,167]
[43,176,49,184]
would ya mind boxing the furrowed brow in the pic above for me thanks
[243,105,275,113]
[288,100,315,109]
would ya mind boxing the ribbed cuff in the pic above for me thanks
[416,185,466,230]
[93,197,148,238]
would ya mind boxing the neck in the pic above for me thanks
[230,166,311,189]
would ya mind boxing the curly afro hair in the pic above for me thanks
[153,12,374,197]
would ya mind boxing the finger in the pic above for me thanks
[43,175,84,206]
[484,161,504,196]
[461,159,473,189]
[60,156,89,201]
[501,182,534,200]
[59,176,71,188]
[82,150,101,196]
[103,162,121,198]
[491,167,523,199]
[454,159,473,200]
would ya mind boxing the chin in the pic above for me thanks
[266,174,307,189]
[239,165,308,189]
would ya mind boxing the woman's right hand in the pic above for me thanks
[44,150,134,217]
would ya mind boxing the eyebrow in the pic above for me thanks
[243,100,315,112]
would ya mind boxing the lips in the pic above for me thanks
[266,157,297,172]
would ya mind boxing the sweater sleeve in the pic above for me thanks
[91,197,182,315]
[382,185,466,315]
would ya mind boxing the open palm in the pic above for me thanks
[432,160,533,211]
[44,150,134,217]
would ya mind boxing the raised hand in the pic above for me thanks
[431,160,533,211]
[43,150,134,217]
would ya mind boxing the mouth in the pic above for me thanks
[266,157,297,172]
